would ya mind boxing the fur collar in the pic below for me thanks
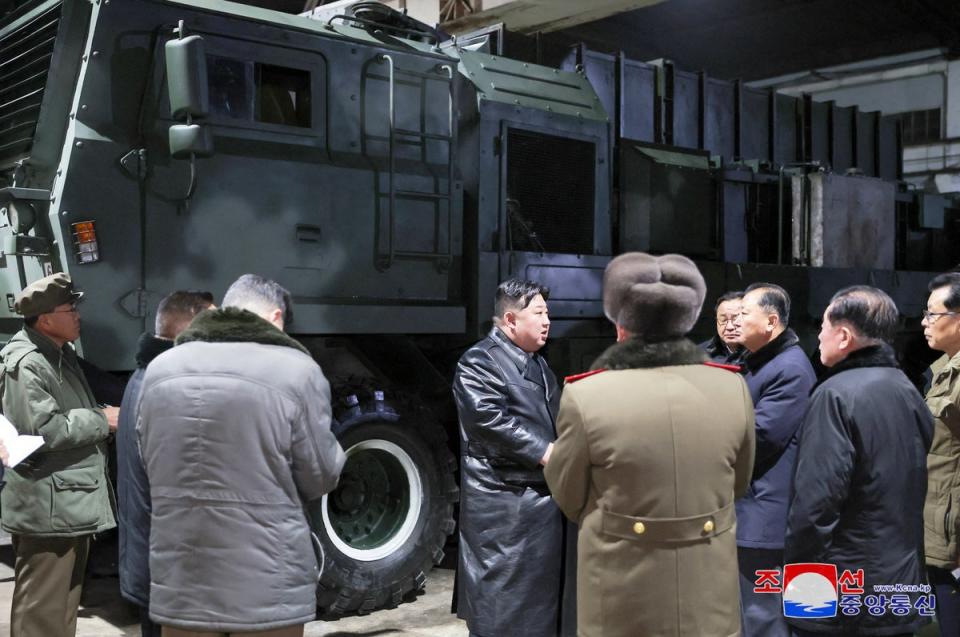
[744,328,800,373]
[175,307,309,355]
[591,337,707,371]
[814,343,899,389]
[135,333,173,369]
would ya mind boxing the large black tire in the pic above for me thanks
[315,395,458,617]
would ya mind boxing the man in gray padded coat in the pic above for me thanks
[137,274,345,637]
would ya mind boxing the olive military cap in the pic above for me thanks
[14,272,84,317]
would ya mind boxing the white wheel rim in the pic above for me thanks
[321,438,424,562]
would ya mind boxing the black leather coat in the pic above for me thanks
[453,328,571,637]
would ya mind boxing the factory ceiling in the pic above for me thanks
[239,0,960,81]
[553,0,960,81]
[1,0,957,81]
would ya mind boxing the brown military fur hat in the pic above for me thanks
[602,252,706,341]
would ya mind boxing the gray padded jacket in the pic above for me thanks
[136,308,345,632]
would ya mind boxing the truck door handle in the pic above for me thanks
[296,224,322,242]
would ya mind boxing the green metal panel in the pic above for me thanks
[918,192,949,229]
[163,0,451,60]
[0,0,92,173]
[629,144,710,170]
[456,50,607,122]
[16,0,467,369]
[0,0,59,39]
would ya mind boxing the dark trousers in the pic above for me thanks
[160,626,304,637]
[10,534,90,637]
[738,546,791,637]
[139,605,162,637]
[929,565,960,637]
[793,628,916,637]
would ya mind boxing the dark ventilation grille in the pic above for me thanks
[506,129,595,254]
[0,3,62,168]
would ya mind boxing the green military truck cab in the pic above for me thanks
[0,0,615,617]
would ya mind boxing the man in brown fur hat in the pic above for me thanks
[546,252,756,637]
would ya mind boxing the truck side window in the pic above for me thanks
[206,55,311,129]
[257,64,311,128]
[207,55,254,121]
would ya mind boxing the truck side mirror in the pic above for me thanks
[169,124,213,158]
[165,34,209,119]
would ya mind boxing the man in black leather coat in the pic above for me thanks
[452,278,569,637]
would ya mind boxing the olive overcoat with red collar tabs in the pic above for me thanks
[546,337,755,637]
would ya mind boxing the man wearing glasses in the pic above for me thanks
[701,291,747,366]
[0,272,119,637]
[922,271,960,635]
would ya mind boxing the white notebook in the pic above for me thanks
[0,414,44,468]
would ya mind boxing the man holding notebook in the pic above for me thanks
[0,272,118,637]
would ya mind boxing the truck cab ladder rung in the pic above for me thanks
[393,250,452,259]
[394,190,450,202]
[394,128,452,142]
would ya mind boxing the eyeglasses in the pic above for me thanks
[716,317,739,326]
[922,310,959,323]
[49,306,78,314]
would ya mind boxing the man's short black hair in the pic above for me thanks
[827,285,898,343]
[929,272,960,312]
[494,279,549,319]
[23,316,38,328]
[155,290,215,339]
[745,282,791,326]
[714,290,743,314]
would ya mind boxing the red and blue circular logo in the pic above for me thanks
[783,563,839,618]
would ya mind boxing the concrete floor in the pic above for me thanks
[0,537,942,637]
[0,538,468,637]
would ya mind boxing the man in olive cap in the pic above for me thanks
[0,272,118,637]
[546,252,755,637]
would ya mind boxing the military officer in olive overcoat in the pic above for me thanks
[546,253,756,637]
[0,273,118,637]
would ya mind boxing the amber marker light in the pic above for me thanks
[71,220,100,263]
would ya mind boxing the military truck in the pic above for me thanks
[0,0,954,619]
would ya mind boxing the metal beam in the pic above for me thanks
[441,0,667,35]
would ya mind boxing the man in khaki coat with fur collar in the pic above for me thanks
[545,252,756,637]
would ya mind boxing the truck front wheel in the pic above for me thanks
[315,416,457,617]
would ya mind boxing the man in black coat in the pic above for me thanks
[786,285,933,636]
[116,290,213,637]
[452,278,570,637]
[700,290,747,366]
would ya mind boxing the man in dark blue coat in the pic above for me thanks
[116,290,213,637]
[735,283,816,636]
[786,285,932,636]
